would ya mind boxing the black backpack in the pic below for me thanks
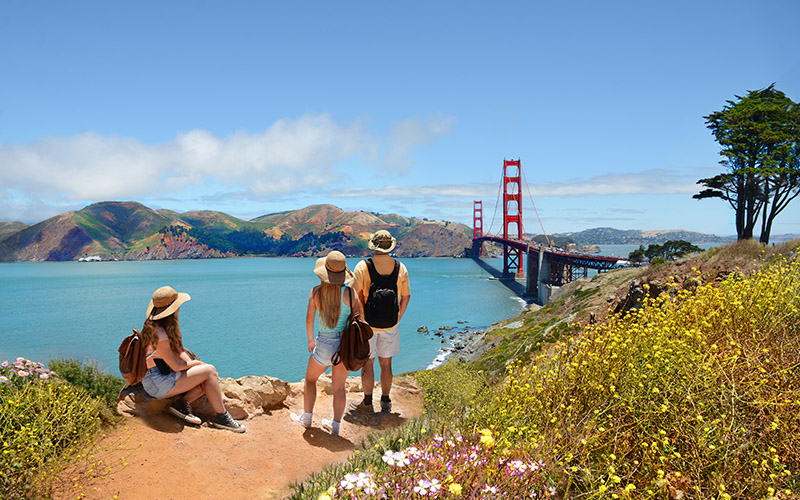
[364,258,400,328]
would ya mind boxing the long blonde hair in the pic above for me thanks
[140,313,184,355]
[315,283,343,330]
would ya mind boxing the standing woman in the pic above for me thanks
[291,251,361,436]
[140,286,245,433]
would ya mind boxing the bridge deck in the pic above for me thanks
[474,235,625,270]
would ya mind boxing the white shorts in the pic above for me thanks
[369,324,400,359]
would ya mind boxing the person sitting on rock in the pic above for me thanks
[290,251,362,436]
[140,286,245,433]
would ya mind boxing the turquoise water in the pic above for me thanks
[0,258,525,382]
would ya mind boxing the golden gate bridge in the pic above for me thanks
[473,158,626,304]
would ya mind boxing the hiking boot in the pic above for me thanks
[168,399,202,425]
[321,418,340,436]
[354,399,374,414]
[210,412,246,433]
[290,412,312,429]
[380,398,392,413]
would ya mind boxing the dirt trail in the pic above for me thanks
[53,378,423,500]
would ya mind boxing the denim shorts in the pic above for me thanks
[311,330,342,366]
[141,366,181,399]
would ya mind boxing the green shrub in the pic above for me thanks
[49,358,124,407]
[467,259,800,498]
[0,358,107,499]
[415,360,490,426]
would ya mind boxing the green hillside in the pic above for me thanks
[293,239,800,499]
[0,202,472,261]
[0,221,28,242]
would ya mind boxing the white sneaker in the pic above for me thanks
[290,412,312,429]
[321,418,340,436]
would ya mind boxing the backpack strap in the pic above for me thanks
[365,257,399,283]
[365,257,379,281]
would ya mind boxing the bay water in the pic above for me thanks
[0,258,525,382]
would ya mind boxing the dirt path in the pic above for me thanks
[53,377,423,500]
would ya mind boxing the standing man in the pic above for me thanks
[351,230,411,413]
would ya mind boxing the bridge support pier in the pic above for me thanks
[525,249,538,300]
[538,250,552,305]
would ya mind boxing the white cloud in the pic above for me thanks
[0,114,376,207]
[533,170,700,197]
[382,115,456,172]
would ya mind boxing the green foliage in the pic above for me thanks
[415,361,490,424]
[0,358,107,499]
[48,358,124,409]
[288,417,434,499]
[167,224,352,256]
[629,240,703,262]
[696,84,800,243]
[465,258,800,498]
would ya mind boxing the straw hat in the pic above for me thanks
[314,251,354,285]
[368,230,396,253]
[146,286,191,320]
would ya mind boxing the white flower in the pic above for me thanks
[340,473,358,490]
[382,450,410,467]
[414,479,431,495]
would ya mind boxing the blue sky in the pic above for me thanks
[1,1,799,236]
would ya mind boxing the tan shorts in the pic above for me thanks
[369,324,400,358]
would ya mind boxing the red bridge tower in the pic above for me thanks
[472,200,483,257]
[503,158,523,277]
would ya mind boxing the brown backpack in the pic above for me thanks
[118,328,147,386]
[332,288,374,372]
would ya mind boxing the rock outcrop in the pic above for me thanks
[117,375,293,421]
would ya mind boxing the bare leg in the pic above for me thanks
[165,363,225,413]
[182,384,205,404]
[361,358,375,396]
[304,357,329,414]
[378,357,393,397]
[331,362,348,422]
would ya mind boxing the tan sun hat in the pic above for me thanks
[146,286,191,320]
[314,251,354,285]
[368,230,396,253]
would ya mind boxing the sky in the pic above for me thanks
[1,1,799,237]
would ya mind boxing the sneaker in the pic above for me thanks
[290,412,312,429]
[210,412,246,433]
[380,398,392,413]
[321,418,340,436]
[354,399,374,414]
[168,399,202,425]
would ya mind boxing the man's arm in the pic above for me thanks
[398,294,410,321]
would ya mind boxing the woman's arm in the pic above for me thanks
[157,338,202,372]
[306,288,318,352]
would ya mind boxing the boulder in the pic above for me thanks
[117,374,293,421]
[417,325,429,333]
[316,374,363,394]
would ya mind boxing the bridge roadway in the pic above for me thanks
[474,234,627,304]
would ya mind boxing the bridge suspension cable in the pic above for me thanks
[521,166,552,247]
[486,165,504,237]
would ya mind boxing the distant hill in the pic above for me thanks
[0,222,28,242]
[558,227,735,245]
[0,202,472,262]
